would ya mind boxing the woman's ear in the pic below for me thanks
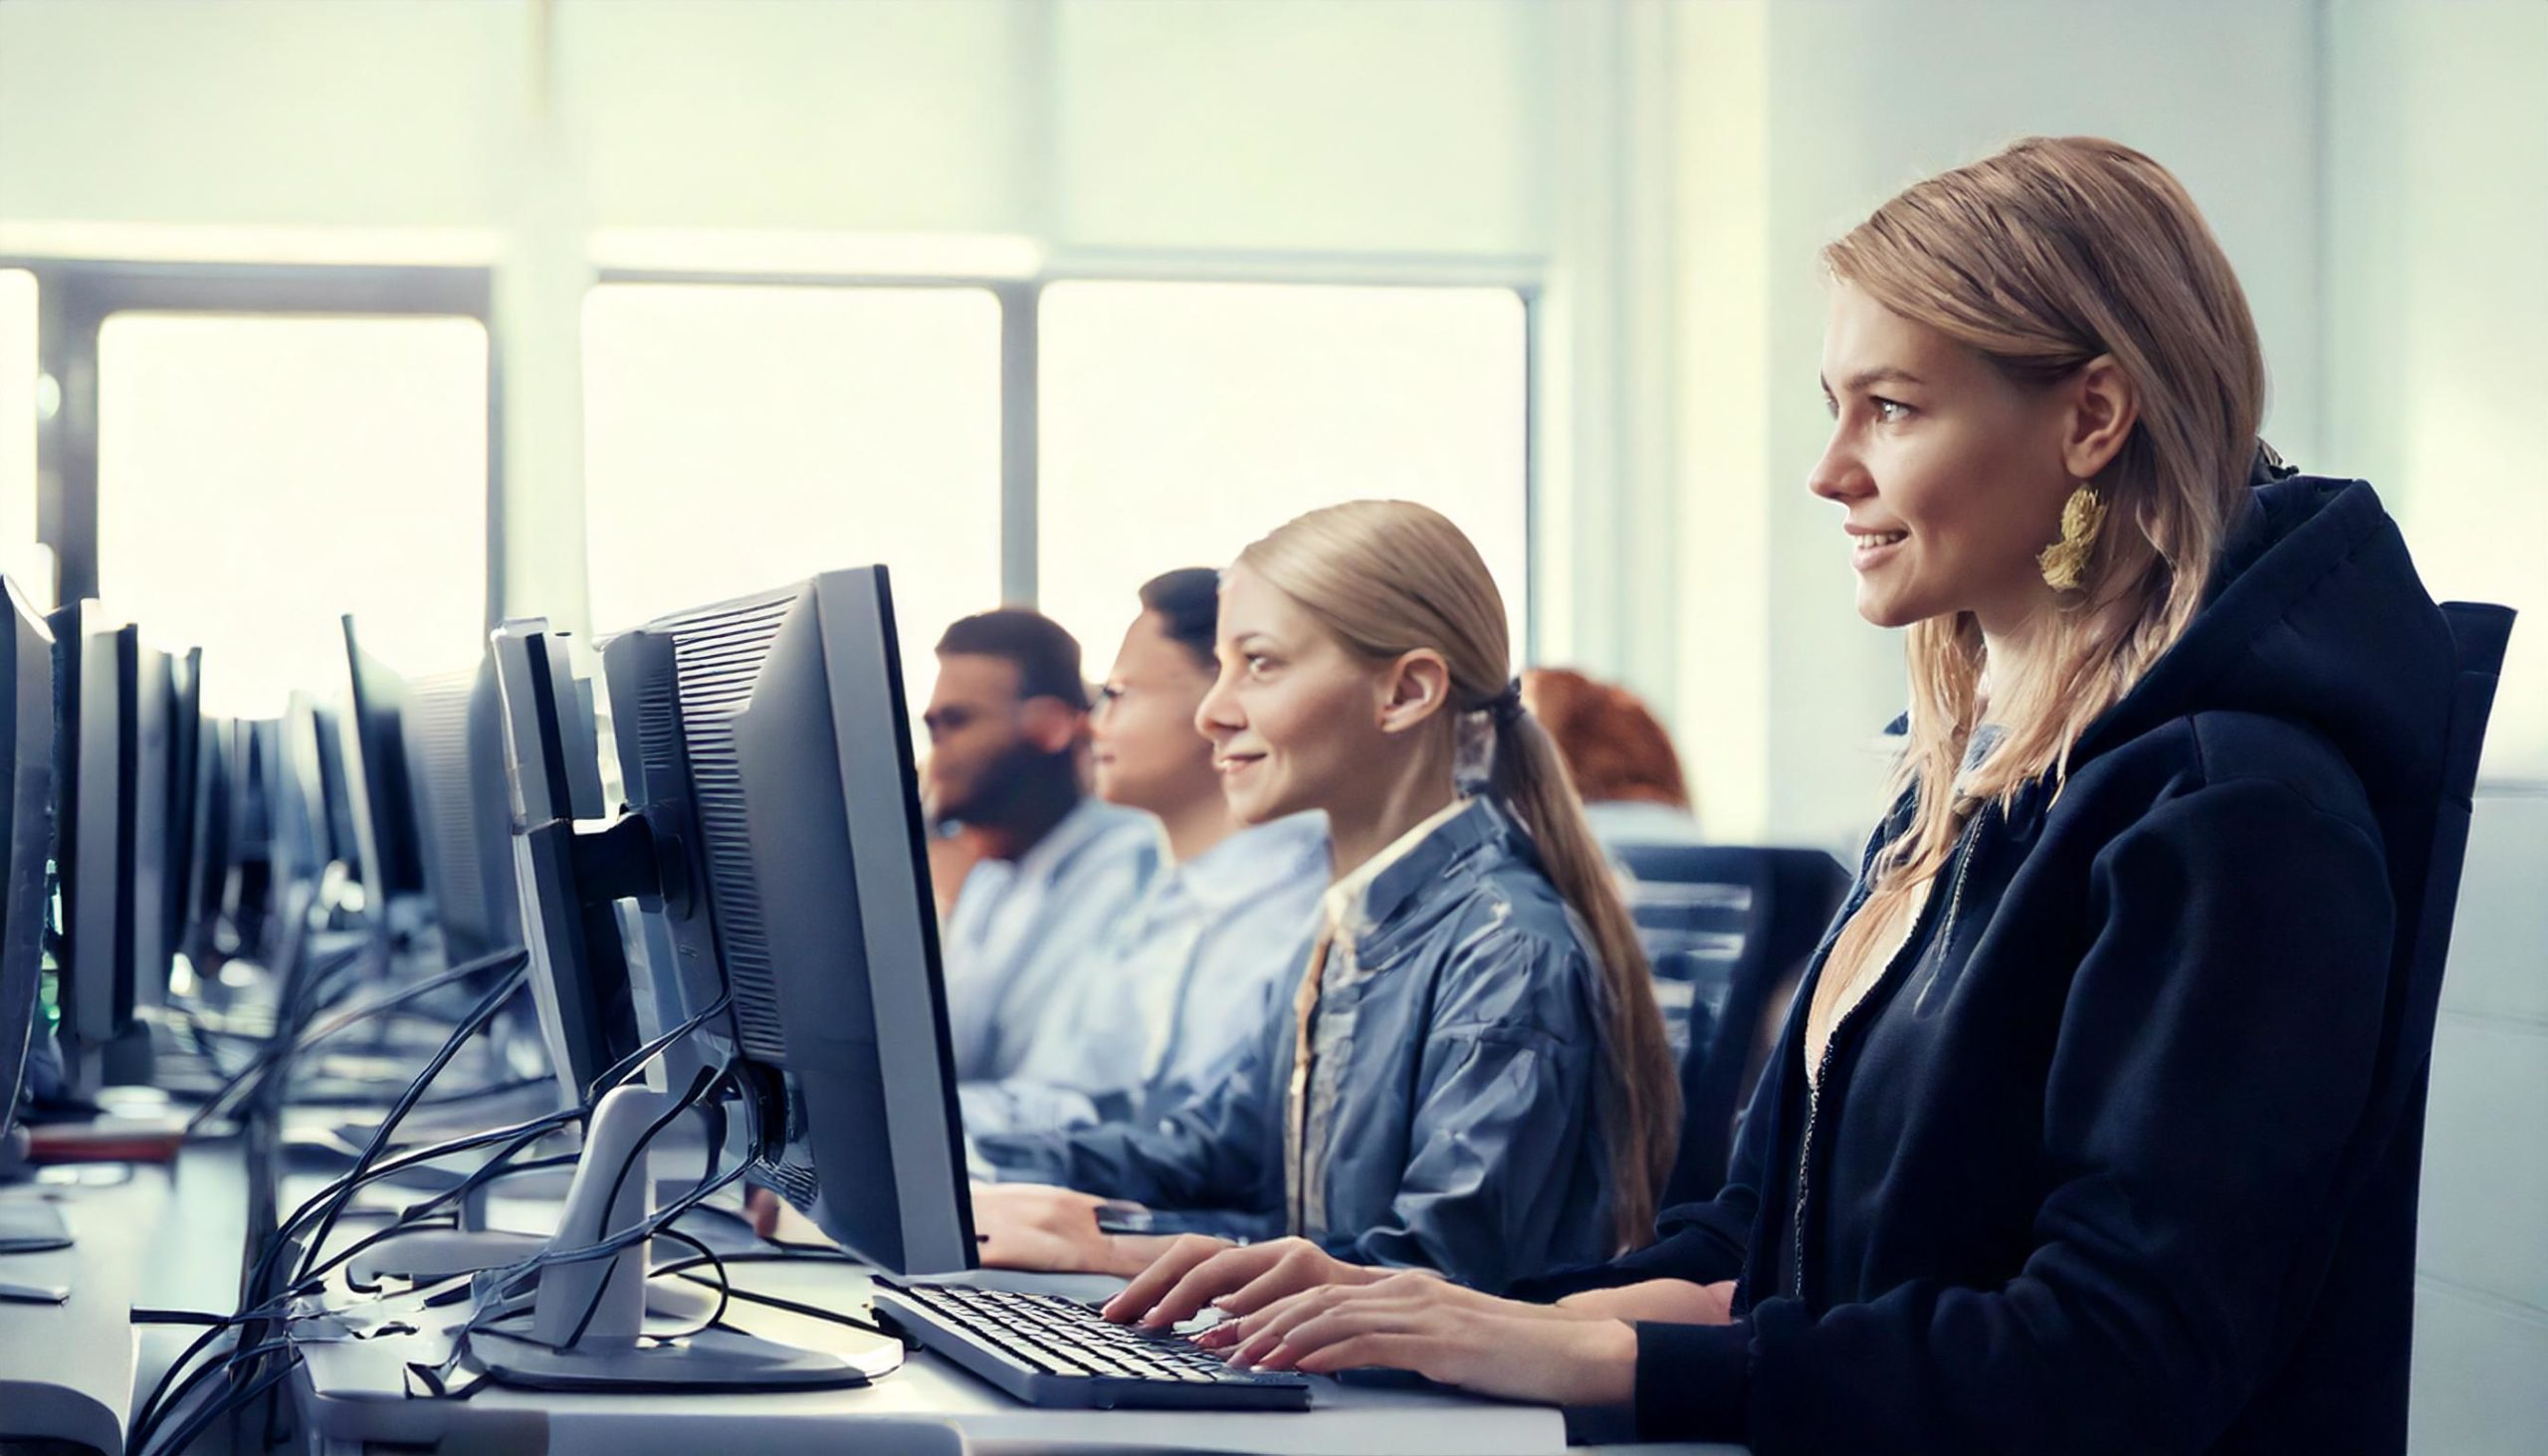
[2062,354,2140,482]
[1376,651,1452,735]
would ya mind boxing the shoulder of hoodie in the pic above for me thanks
[2061,708,2384,851]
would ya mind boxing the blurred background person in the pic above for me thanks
[1522,667,1702,850]
[924,607,1158,1084]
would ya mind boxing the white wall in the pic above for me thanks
[2323,5,2548,1452]
[1732,0,2329,851]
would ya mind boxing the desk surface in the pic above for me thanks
[3,1135,1749,1456]
[0,1169,161,1455]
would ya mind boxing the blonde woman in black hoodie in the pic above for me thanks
[1103,136,2495,1456]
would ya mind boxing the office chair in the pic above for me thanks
[1616,844,1851,1207]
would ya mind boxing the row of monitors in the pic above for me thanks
[0,593,493,1112]
[2,567,977,1278]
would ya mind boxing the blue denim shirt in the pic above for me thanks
[941,797,1160,1083]
[957,812,1330,1139]
[975,797,1618,1293]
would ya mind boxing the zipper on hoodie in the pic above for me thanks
[1789,805,1991,1306]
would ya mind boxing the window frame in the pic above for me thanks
[9,256,1540,660]
[591,264,1543,659]
[4,258,499,622]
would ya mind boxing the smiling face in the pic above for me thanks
[1193,565,1408,826]
[1089,610,1221,816]
[1810,283,2084,635]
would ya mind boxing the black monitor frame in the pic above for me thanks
[337,616,427,926]
[0,580,56,1137]
[489,622,640,1107]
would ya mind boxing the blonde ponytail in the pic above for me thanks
[1489,707,1679,1247]
[1239,501,1680,1251]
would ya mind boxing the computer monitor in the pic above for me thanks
[400,655,521,967]
[0,579,56,1139]
[45,606,169,1094]
[131,641,174,1010]
[337,616,427,926]
[489,623,639,1106]
[271,693,334,895]
[222,717,284,963]
[311,700,361,888]
[180,716,236,967]
[470,567,968,1388]
[161,647,202,963]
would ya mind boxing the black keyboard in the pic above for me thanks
[871,1278,1312,1411]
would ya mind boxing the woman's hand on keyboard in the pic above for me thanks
[1102,1234,1387,1331]
[1209,1272,1639,1406]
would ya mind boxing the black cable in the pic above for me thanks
[663,1268,893,1341]
[645,1248,858,1278]
[127,1322,236,1445]
[247,990,703,1314]
[127,1336,293,1456]
[180,943,371,1136]
[461,1081,760,1347]
[554,1064,730,1350]
[178,938,496,1137]
[415,1073,548,1107]
[645,1227,730,1344]
[288,962,531,1288]
[145,1348,302,1456]
[235,988,738,1326]
[131,1308,239,1326]
[246,1099,583,1314]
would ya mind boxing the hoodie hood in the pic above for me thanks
[2060,471,2457,845]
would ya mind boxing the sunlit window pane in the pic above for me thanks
[98,312,490,720]
[1037,282,1529,669]
[582,284,1003,702]
[0,271,38,596]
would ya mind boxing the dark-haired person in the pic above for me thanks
[1147,136,2476,1456]
[960,570,1328,1140]
[927,608,1157,1088]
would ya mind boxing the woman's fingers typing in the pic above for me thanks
[1099,1234,1234,1324]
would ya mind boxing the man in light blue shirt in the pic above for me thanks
[927,609,1158,1083]
[959,571,1329,1141]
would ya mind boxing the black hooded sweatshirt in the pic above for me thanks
[1525,473,2493,1453]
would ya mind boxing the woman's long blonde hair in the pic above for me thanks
[1824,136,2266,930]
[1239,502,1680,1250]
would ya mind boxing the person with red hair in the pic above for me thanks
[1520,668,1701,848]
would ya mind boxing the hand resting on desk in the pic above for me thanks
[967,1182,1176,1277]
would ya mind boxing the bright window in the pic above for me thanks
[97,312,490,720]
[1036,282,1529,671]
[581,284,1003,701]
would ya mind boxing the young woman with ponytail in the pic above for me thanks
[1148,137,2472,1456]
[967,501,1680,1299]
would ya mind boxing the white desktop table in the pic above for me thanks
[1,1136,1751,1456]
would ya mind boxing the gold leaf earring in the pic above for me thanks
[2037,483,2106,592]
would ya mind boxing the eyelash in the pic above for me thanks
[1821,396,1915,424]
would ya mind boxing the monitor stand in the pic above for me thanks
[362,1085,866,1392]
